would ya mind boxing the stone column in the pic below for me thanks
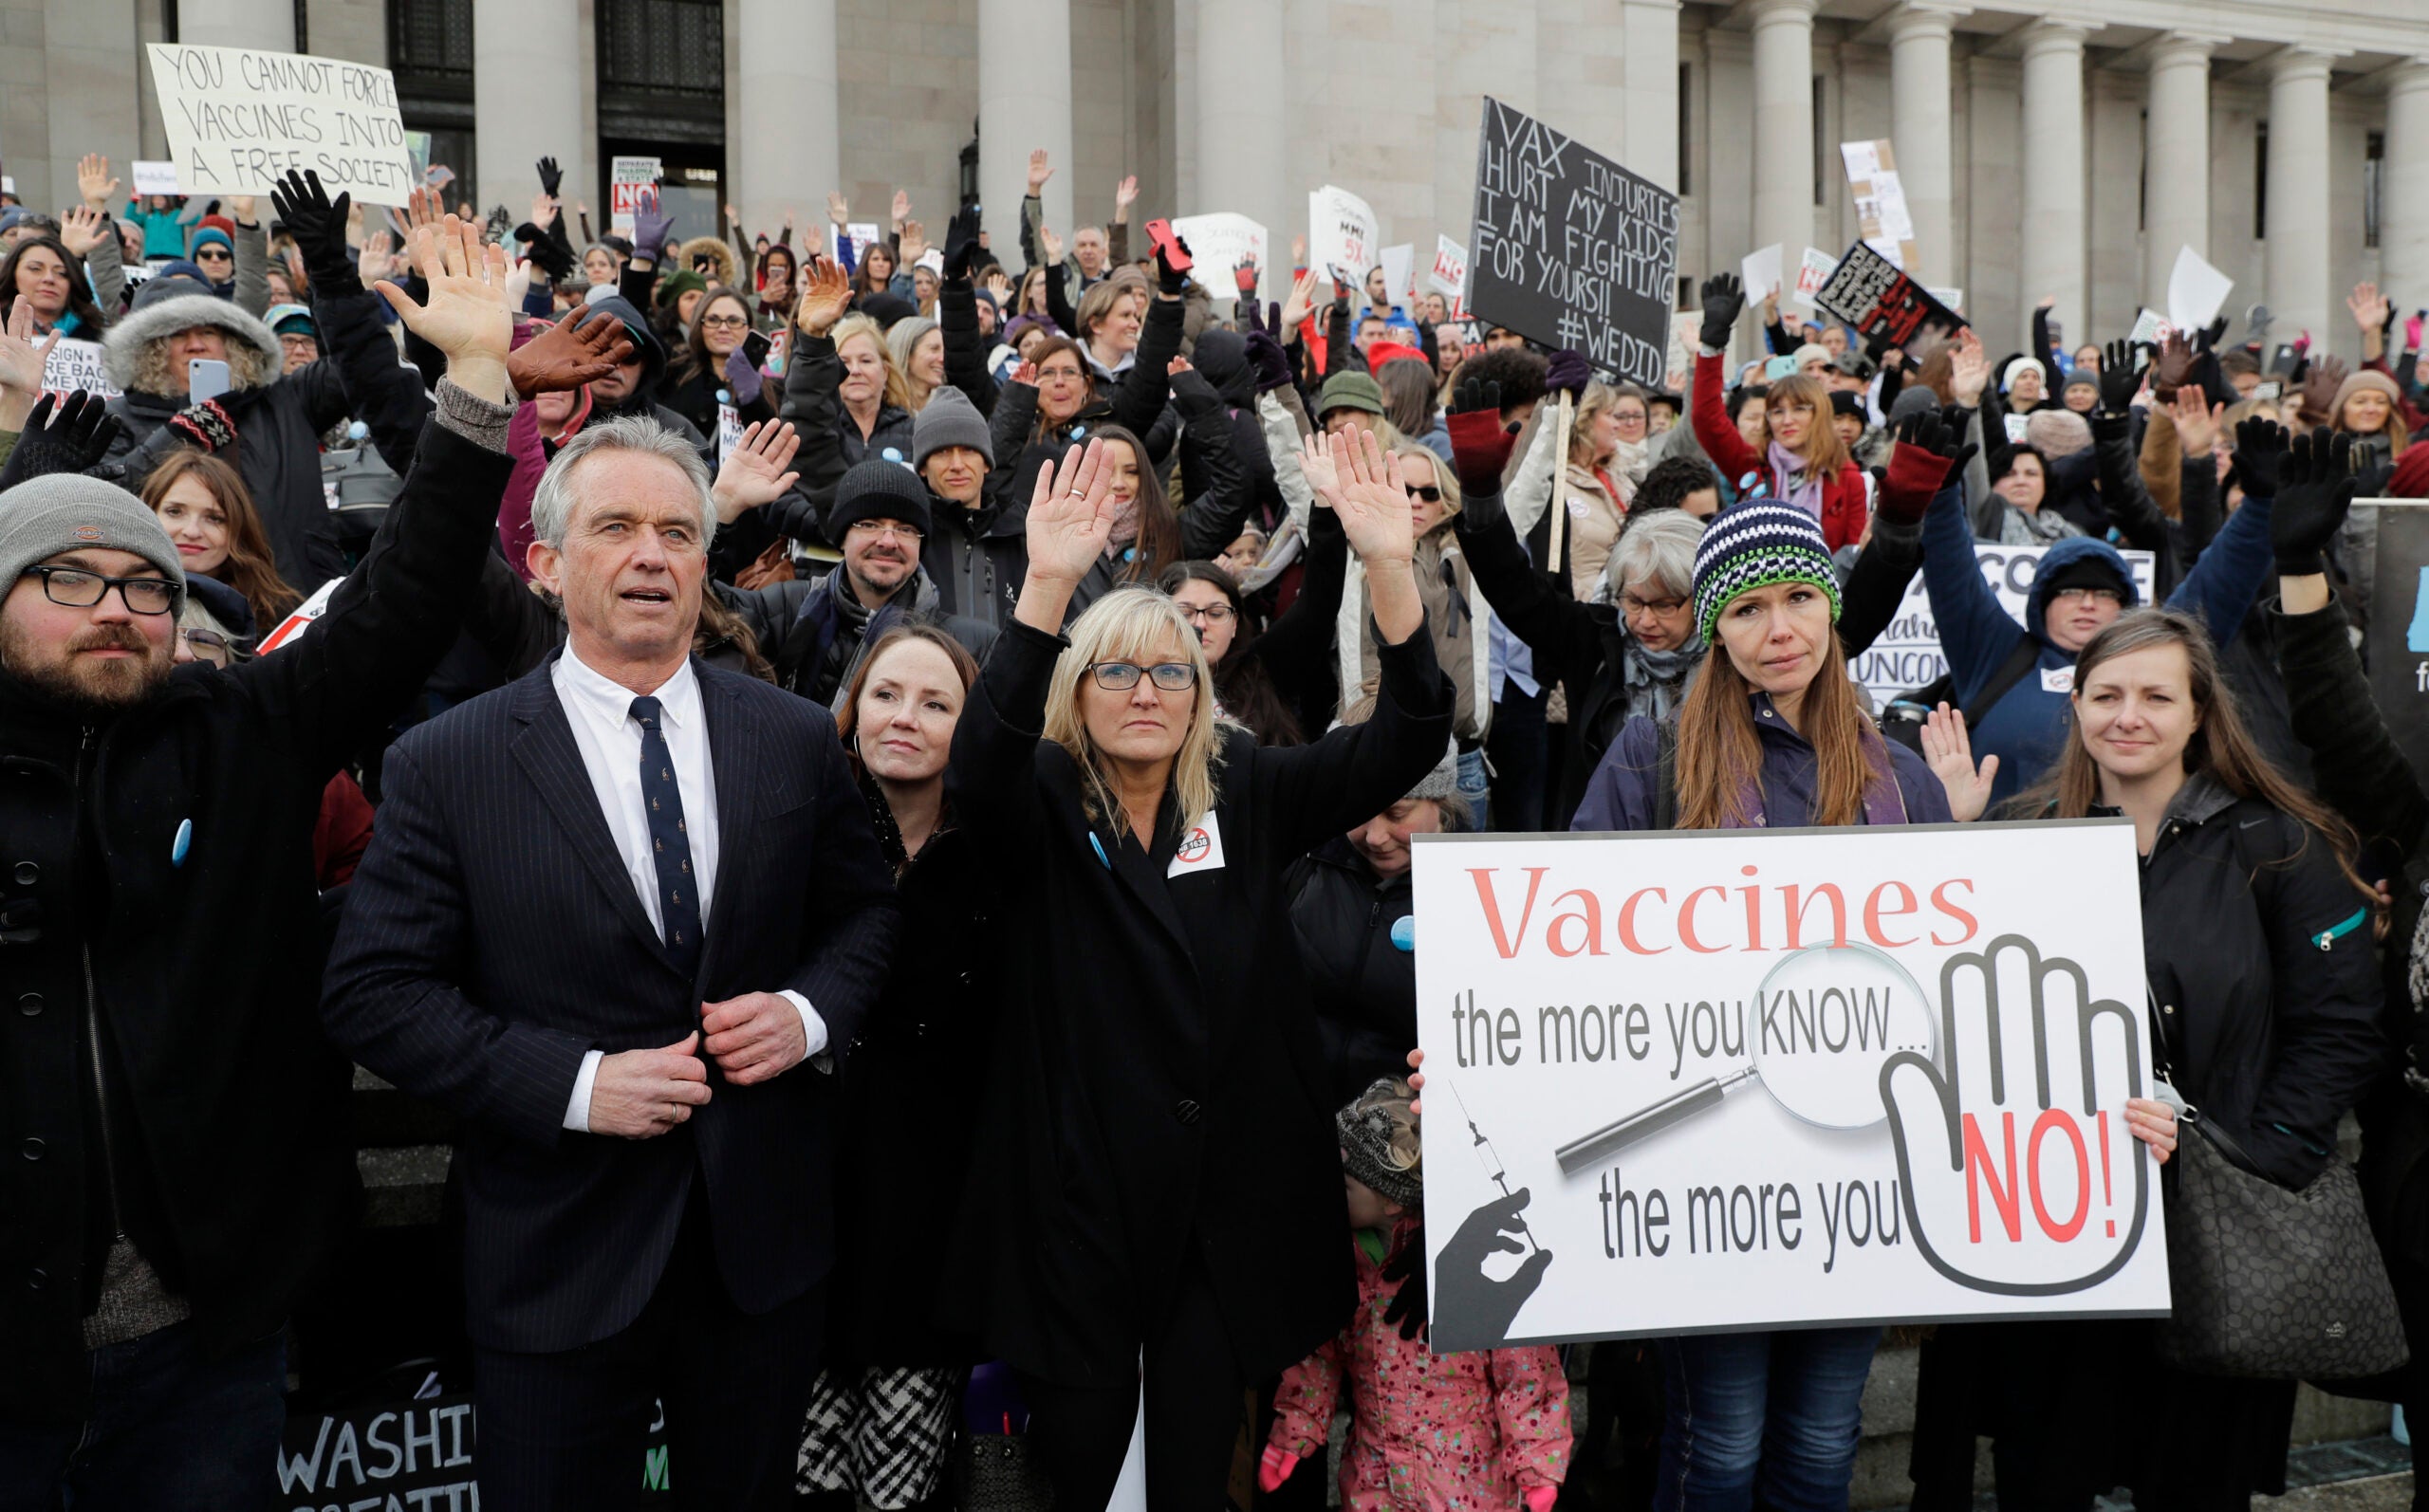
[2142,34,2216,307]
[2018,22,2087,349]
[1194,0,1287,268]
[2265,47,2336,355]
[473,0,586,220]
[177,0,291,50]
[2382,62,2429,336]
[978,0,1072,267]
[1622,0,1683,194]
[1887,6,1961,282]
[1750,0,1818,268]
[734,0,838,239]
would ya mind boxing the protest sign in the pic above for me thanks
[1308,184,1380,287]
[1379,244,1416,308]
[40,337,119,398]
[1469,97,1679,389]
[2166,246,2234,336]
[1846,544,2155,709]
[1927,286,1964,315]
[2128,309,2177,349]
[2366,502,2429,774]
[1431,235,1469,299]
[144,45,415,207]
[256,579,342,655]
[131,159,179,197]
[1170,212,1268,301]
[1794,248,1837,309]
[1840,138,1918,271]
[1813,242,1965,357]
[610,155,661,237]
[1413,821,2166,1352]
[1740,243,1784,304]
[273,1390,674,1504]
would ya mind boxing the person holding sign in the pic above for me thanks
[938,429,1451,1507]
[1687,275,1869,551]
[1568,500,1953,1510]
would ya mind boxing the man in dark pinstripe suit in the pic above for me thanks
[324,415,900,1510]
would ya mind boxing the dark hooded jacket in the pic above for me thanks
[578,292,711,451]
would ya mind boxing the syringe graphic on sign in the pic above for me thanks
[1554,941,1938,1176]
[1448,1079,1534,1257]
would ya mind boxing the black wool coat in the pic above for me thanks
[939,612,1452,1388]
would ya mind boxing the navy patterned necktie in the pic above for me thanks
[629,695,703,978]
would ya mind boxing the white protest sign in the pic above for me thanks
[2166,247,2234,336]
[40,337,119,398]
[1307,184,1380,288]
[1927,286,1964,315]
[1169,212,1268,301]
[144,45,415,207]
[1379,244,1416,309]
[1795,249,1837,310]
[1740,244,1785,304]
[1846,544,2157,709]
[1841,139,1917,271]
[610,156,660,237]
[1431,235,1469,299]
[2128,308,2176,349]
[840,221,882,267]
[1413,821,2167,1352]
[255,578,343,654]
[715,402,744,463]
[131,160,180,197]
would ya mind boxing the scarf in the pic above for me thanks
[1105,491,1141,550]
[1768,438,1826,522]
[1608,435,1650,492]
[1620,638,1701,726]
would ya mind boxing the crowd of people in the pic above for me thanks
[1,141,2428,1512]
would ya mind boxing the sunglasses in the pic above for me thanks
[1087,660,1196,691]
[1411,486,1443,502]
[195,247,233,262]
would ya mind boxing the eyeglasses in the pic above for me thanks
[1087,660,1196,691]
[699,313,750,330]
[181,625,239,665]
[1177,602,1234,624]
[845,519,923,543]
[1037,366,1085,382]
[23,565,177,615]
[1621,594,1688,617]
[2049,586,2123,607]
[1613,410,1648,429]
[1410,487,1443,502]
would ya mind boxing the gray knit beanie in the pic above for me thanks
[1337,1077,1423,1209]
[913,384,994,469]
[1404,739,1460,804]
[0,473,186,617]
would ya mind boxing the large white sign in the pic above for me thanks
[1169,212,1268,302]
[144,45,416,208]
[1847,544,2156,710]
[1413,821,2167,1352]
[40,337,120,398]
[1307,184,1380,288]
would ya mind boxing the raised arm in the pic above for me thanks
[1172,363,1251,555]
[2165,417,2286,652]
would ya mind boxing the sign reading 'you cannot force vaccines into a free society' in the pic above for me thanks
[1410,821,2168,1354]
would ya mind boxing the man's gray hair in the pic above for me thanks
[529,415,716,551]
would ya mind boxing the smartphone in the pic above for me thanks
[740,328,771,369]
[2253,380,2283,402]
[189,359,232,403]
[1143,217,1192,273]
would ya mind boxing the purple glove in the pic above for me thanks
[632,189,675,263]
[723,347,765,408]
[1245,327,1294,393]
[1545,348,1593,399]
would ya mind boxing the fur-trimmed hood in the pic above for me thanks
[679,235,738,290]
[102,294,281,393]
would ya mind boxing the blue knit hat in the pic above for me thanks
[1690,502,1841,642]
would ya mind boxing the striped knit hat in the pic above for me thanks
[1691,502,1841,642]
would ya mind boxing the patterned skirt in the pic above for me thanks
[796,1364,963,1509]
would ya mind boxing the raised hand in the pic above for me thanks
[56,206,107,259]
[2165,385,2221,457]
[1884,408,1977,513]
[1330,426,1415,566]
[372,214,513,399]
[357,230,394,287]
[1296,432,1342,507]
[1446,378,1514,497]
[2272,429,2357,577]
[942,208,980,282]
[1279,267,1321,333]
[1243,317,1293,394]
[77,153,120,211]
[528,193,558,232]
[1544,349,1592,399]
[1290,232,1307,267]
[0,391,124,491]
[1038,224,1064,267]
[0,298,48,424]
[1023,438,1117,590]
[826,191,848,227]
[2150,332,2196,397]
[890,188,911,227]
[1026,148,1052,194]
[793,254,852,337]
[1113,174,1139,214]
[630,188,674,260]
[505,309,633,399]
[1918,703,1998,823]
[2097,339,2143,414]
[536,155,563,200]
[270,169,358,288]
[710,419,802,523]
[2348,281,2392,334]
[898,219,928,267]
[985,268,1013,304]
[2231,416,2290,500]
[1949,331,1991,406]
[1697,272,1745,352]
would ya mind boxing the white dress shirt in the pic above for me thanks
[551,646,825,1132]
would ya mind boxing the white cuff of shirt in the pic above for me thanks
[563,992,832,1134]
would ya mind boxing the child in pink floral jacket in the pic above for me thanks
[1259,1079,1571,1511]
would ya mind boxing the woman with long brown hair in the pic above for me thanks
[1688,274,1871,550]
[1568,500,1953,1508]
[140,451,301,635]
[1910,603,2383,1512]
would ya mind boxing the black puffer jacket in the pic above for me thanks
[765,330,916,544]
[1283,837,1416,1106]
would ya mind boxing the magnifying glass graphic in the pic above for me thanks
[1553,940,1938,1177]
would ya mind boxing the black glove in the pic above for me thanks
[1446,378,1513,501]
[1697,272,1744,353]
[536,156,563,200]
[2197,315,2229,353]
[1449,377,1503,417]
[2231,416,2290,500]
[942,207,981,283]
[269,169,355,288]
[1155,238,1191,296]
[2097,339,2142,415]
[1243,324,1293,394]
[2271,429,2356,577]
[1545,349,1592,400]
[513,223,576,282]
[1379,1227,1428,1343]
[0,391,122,491]
[1893,408,1977,474]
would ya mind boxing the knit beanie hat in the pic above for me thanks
[1828,390,1865,419]
[1404,738,1460,804]
[1691,501,1842,642]
[190,225,233,258]
[2025,407,2092,459]
[1316,370,1386,420]
[1792,343,1831,371]
[654,267,707,311]
[1887,385,1938,422]
[1337,1078,1423,1209]
[265,302,316,337]
[2038,554,2135,604]
[130,270,217,311]
[2329,368,2403,425]
[825,456,932,543]
[0,473,187,618]
[2061,368,2101,395]
[913,385,994,469]
[2002,356,2046,393]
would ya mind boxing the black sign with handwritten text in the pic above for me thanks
[1468,98,1678,387]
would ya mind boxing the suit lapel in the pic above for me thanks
[697,668,768,985]
[508,664,679,972]
[1102,802,1196,968]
